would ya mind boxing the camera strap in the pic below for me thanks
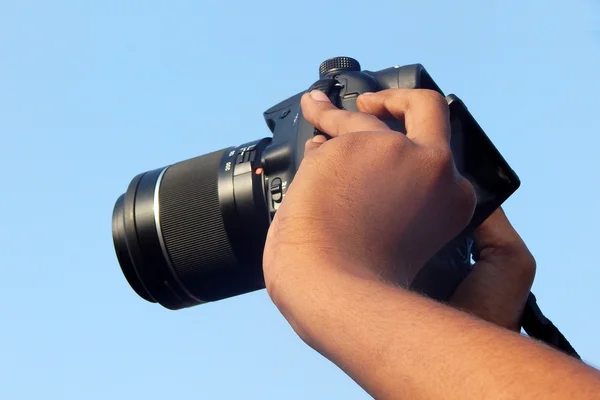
[520,292,581,359]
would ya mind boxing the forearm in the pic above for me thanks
[269,256,600,400]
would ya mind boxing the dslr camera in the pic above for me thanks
[112,57,520,310]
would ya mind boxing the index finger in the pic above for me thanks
[357,89,451,148]
[301,90,389,138]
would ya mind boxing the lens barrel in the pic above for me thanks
[112,142,270,310]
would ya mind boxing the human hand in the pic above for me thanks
[259,89,600,400]
[262,88,477,310]
[449,207,536,331]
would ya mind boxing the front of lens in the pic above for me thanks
[111,140,271,310]
[112,193,155,303]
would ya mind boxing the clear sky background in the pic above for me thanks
[1,1,599,399]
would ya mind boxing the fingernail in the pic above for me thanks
[310,90,331,102]
[361,92,374,96]
[312,135,327,143]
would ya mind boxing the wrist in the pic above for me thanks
[263,249,412,347]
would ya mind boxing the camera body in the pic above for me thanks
[112,57,520,310]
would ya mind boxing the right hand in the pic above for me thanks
[263,89,477,306]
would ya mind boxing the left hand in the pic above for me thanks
[449,207,536,331]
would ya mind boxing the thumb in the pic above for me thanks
[304,134,328,154]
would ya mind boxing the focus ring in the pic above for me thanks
[158,150,238,300]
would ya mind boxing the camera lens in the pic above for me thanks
[112,193,155,303]
[112,143,271,310]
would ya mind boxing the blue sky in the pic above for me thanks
[1,1,599,399]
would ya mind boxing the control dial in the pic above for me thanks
[319,57,361,78]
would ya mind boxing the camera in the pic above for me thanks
[111,57,520,310]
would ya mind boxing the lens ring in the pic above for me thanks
[152,166,205,304]
[128,168,198,309]
[112,193,155,302]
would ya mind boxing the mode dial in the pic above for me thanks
[319,57,361,78]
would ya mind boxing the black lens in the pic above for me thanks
[112,193,155,303]
[111,141,271,310]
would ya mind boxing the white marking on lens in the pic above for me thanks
[153,166,205,304]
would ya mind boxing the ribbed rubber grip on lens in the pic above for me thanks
[158,150,237,294]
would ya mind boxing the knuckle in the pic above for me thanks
[507,242,537,279]
[333,132,365,156]
[319,109,342,131]
[456,177,477,216]
[519,251,537,274]
[326,109,362,135]
[490,241,537,288]
[348,111,387,132]
[444,173,477,228]
[434,145,454,164]
[520,253,537,284]
[332,131,408,169]
[370,132,411,165]
[427,146,455,180]
[414,89,448,108]
[360,112,383,125]
[379,131,408,153]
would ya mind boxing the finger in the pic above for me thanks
[474,207,529,255]
[301,90,389,138]
[304,134,327,153]
[472,207,536,289]
[449,207,536,331]
[356,89,451,148]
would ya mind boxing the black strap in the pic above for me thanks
[521,292,581,360]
